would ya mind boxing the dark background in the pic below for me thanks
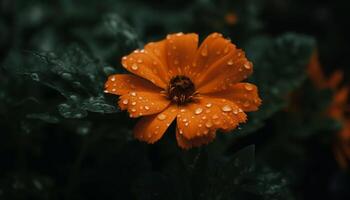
[1,0,350,200]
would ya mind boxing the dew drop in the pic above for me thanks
[201,45,208,56]
[222,105,232,112]
[205,121,213,128]
[244,84,253,91]
[224,45,229,53]
[137,59,143,63]
[131,108,136,112]
[131,102,136,105]
[227,59,234,65]
[206,103,212,108]
[145,106,150,110]
[244,63,251,69]
[243,102,250,107]
[130,92,136,96]
[131,64,138,70]
[111,77,116,81]
[194,107,203,115]
[122,99,129,105]
[157,113,167,120]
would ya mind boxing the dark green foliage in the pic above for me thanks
[1,0,349,200]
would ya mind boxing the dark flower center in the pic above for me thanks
[166,75,196,105]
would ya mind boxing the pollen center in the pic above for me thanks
[166,75,196,105]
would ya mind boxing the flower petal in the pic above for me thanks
[105,74,161,95]
[307,50,328,89]
[164,33,199,77]
[176,127,215,149]
[176,97,247,139]
[119,91,171,118]
[206,83,262,112]
[328,70,343,89]
[328,86,349,120]
[196,47,253,93]
[122,49,169,89]
[189,33,235,83]
[133,106,178,144]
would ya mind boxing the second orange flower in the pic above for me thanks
[105,33,262,149]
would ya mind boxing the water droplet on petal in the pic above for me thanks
[122,99,129,105]
[245,84,253,91]
[244,63,251,69]
[222,105,232,112]
[111,77,116,81]
[145,106,150,110]
[131,102,136,105]
[201,45,208,56]
[157,113,167,120]
[224,45,229,53]
[205,121,213,128]
[243,102,250,107]
[131,108,136,112]
[130,92,136,96]
[206,103,212,108]
[227,59,234,65]
[131,64,138,70]
[194,107,203,115]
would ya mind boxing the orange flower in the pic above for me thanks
[307,50,343,90]
[308,50,350,168]
[104,33,261,149]
[328,86,349,120]
[335,120,350,169]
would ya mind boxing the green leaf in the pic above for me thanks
[16,46,119,118]
[236,33,315,136]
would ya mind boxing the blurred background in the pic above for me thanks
[1,0,350,199]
